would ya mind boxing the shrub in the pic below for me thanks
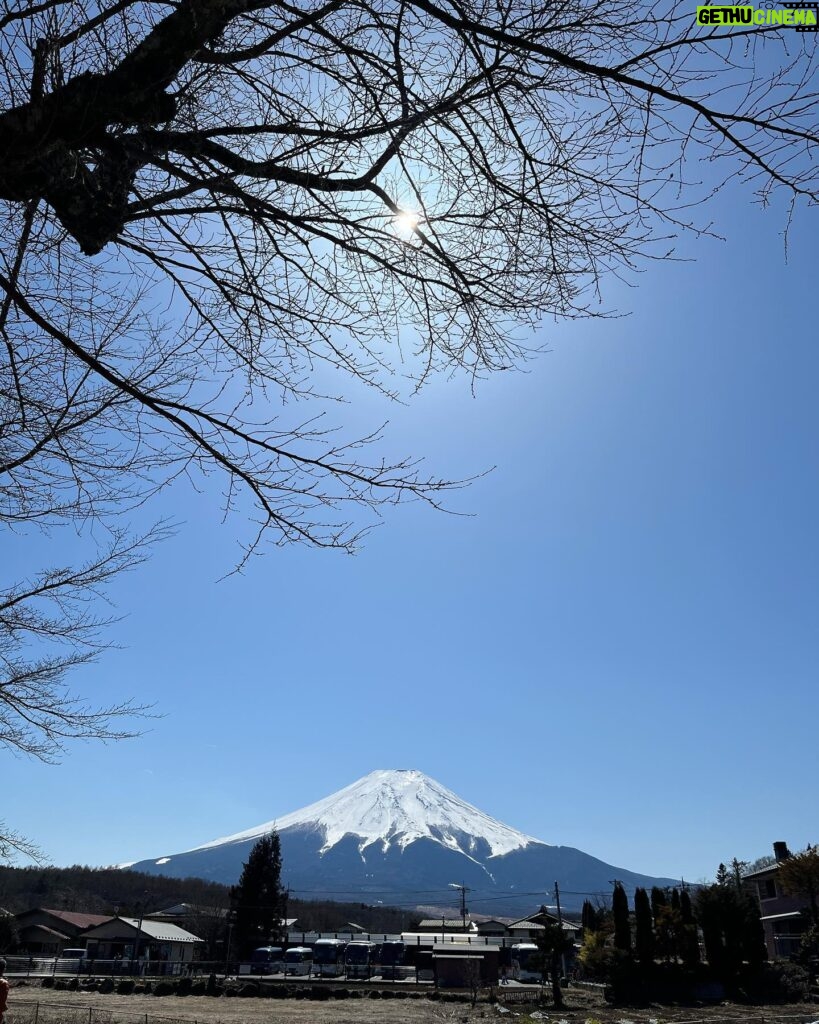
[742,962,810,1004]
[98,978,115,994]
[176,976,192,996]
[117,979,135,995]
[368,988,382,998]
[239,983,260,997]
[310,985,330,1000]
[40,978,54,989]
[333,988,349,999]
[190,981,208,996]
[153,980,175,996]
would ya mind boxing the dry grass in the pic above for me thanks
[7,980,819,1024]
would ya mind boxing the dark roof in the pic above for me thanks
[20,925,70,940]
[417,918,471,930]
[17,908,112,929]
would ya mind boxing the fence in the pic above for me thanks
[4,958,204,980]
[9,1002,207,1024]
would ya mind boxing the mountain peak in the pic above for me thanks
[195,769,538,859]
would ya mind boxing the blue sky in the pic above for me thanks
[5,178,818,891]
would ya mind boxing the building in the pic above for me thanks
[78,916,203,969]
[745,841,807,959]
[507,911,581,944]
[14,909,112,955]
[474,918,514,937]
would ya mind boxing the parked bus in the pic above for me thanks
[249,946,284,975]
[283,946,313,976]
[312,938,347,977]
[510,942,541,982]
[379,940,405,978]
[345,940,378,979]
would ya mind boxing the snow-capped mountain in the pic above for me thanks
[123,769,679,913]
[198,769,537,859]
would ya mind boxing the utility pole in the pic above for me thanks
[448,882,470,934]
[554,882,567,979]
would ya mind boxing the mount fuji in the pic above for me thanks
[123,769,679,913]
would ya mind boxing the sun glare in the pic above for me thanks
[393,209,421,239]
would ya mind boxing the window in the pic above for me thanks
[758,878,777,900]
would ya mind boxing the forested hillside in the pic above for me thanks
[0,865,419,934]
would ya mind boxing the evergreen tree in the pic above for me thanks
[650,886,670,960]
[650,886,668,922]
[633,887,654,972]
[696,862,767,985]
[679,888,701,968]
[581,899,600,933]
[230,832,286,958]
[612,882,631,953]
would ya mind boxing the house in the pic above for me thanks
[505,911,581,961]
[507,918,545,941]
[474,917,514,937]
[14,908,112,954]
[78,916,203,968]
[745,841,807,959]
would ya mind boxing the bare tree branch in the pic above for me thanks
[0,0,816,858]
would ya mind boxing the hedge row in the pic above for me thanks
[37,977,447,1000]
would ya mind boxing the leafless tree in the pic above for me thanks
[0,0,817,854]
[0,525,166,861]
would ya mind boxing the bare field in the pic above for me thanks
[7,981,819,1024]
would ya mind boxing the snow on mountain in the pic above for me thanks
[194,769,537,859]
[122,769,681,912]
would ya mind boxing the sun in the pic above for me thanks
[393,209,421,239]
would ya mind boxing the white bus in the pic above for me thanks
[283,946,313,976]
[249,946,284,975]
[312,938,347,977]
[379,940,405,978]
[345,940,378,979]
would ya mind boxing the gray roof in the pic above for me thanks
[116,917,203,943]
[744,863,781,879]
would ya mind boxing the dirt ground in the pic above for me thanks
[8,980,819,1024]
